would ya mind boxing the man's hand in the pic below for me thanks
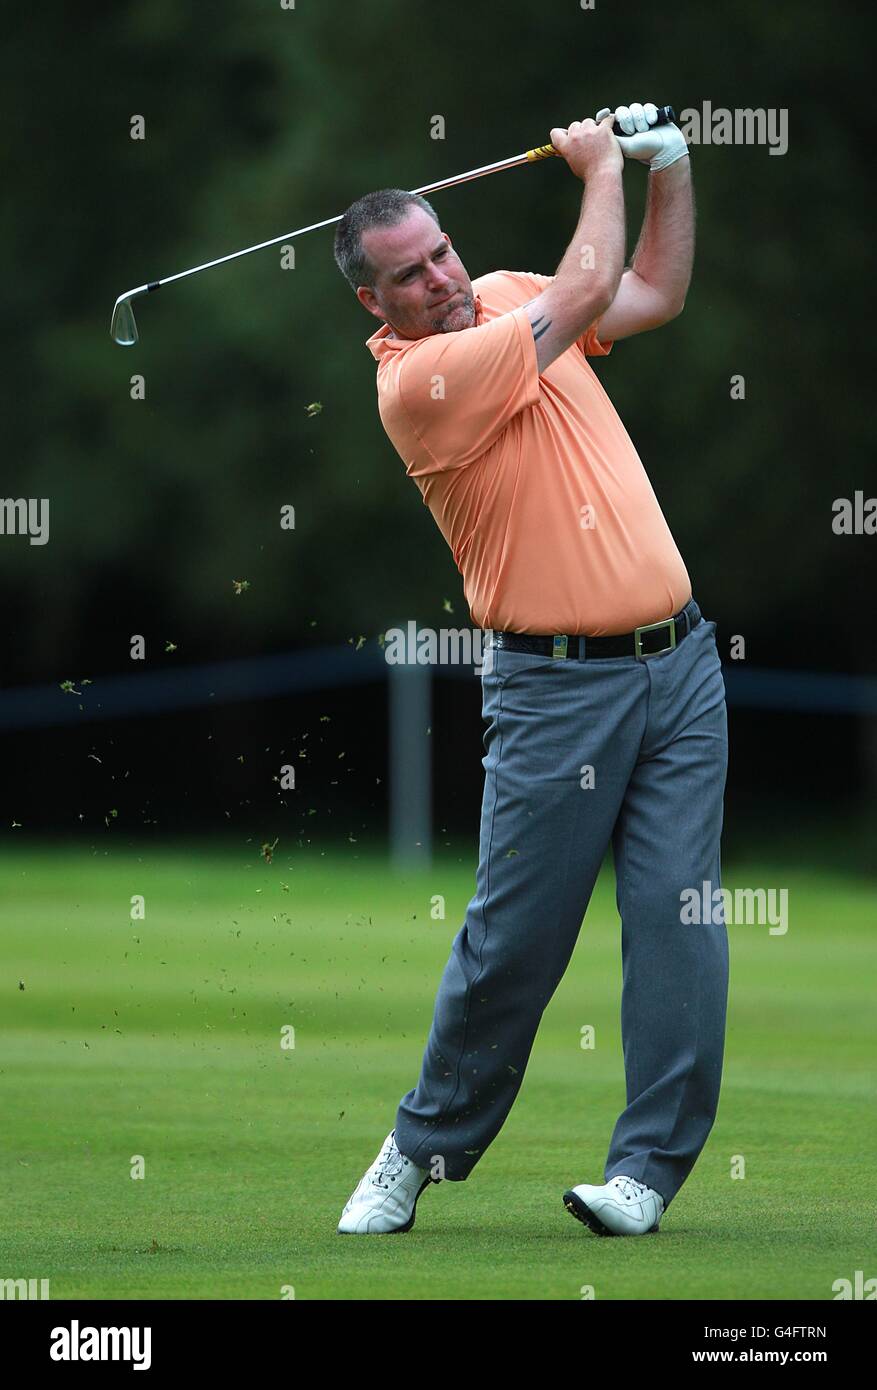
[595,102,689,172]
[549,113,623,182]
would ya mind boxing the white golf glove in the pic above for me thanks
[595,102,689,171]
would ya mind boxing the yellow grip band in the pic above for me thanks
[525,143,558,162]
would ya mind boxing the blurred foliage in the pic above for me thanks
[0,0,871,682]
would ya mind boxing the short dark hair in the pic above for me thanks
[333,189,441,293]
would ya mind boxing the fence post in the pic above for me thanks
[388,662,432,868]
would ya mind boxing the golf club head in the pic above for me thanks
[110,286,149,346]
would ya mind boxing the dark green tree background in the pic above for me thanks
[1,0,871,684]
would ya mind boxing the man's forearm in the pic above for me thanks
[555,169,627,308]
[628,156,694,314]
[525,167,627,375]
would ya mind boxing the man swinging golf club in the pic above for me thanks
[333,102,729,1238]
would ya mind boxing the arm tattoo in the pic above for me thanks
[530,314,553,342]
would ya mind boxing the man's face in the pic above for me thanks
[356,207,476,339]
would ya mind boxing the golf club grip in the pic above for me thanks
[526,106,677,162]
[612,104,676,136]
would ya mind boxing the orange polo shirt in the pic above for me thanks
[365,269,691,635]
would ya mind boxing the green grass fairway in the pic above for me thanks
[1,842,875,1300]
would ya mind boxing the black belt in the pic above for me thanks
[488,598,702,660]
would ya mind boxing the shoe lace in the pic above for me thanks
[614,1176,650,1202]
[373,1134,406,1189]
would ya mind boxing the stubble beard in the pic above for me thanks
[432,290,475,335]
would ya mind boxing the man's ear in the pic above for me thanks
[356,286,385,321]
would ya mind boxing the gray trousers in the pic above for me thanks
[394,599,729,1210]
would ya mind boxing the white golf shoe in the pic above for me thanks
[337,1129,435,1235]
[562,1175,664,1236]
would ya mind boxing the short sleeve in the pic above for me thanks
[396,304,541,474]
[507,270,613,356]
[578,318,613,356]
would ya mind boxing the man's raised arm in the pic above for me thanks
[522,114,626,375]
[596,101,694,341]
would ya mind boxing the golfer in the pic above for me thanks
[333,103,728,1237]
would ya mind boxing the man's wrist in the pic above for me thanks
[582,162,624,189]
[649,136,690,174]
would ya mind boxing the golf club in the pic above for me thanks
[110,105,677,346]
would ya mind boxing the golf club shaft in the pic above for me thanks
[154,150,563,290]
[111,105,676,339]
[156,107,676,291]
